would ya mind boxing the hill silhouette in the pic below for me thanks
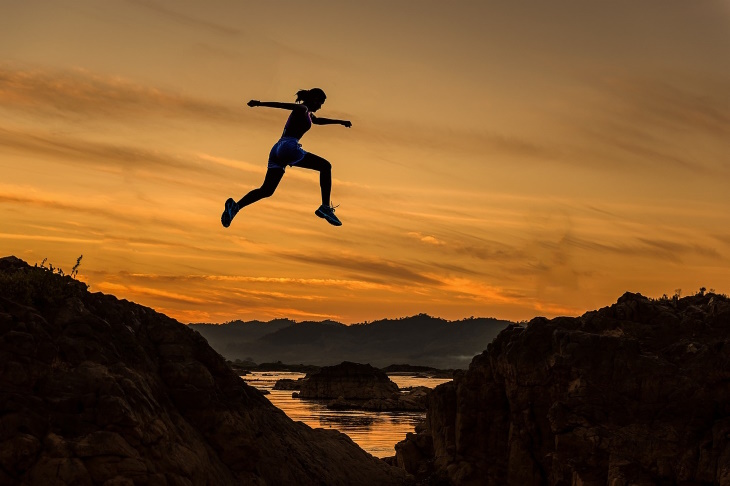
[190,314,511,369]
[0,256,409,485]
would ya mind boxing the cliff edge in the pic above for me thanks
[0,256,410,485]
[396,291,730,485]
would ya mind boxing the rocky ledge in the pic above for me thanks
[0,256,410,485]
[327,386,431,412]
[272,377,306,391]
[394,291,730,485]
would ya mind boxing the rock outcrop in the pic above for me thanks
[395,292,730,485]
[0,256,410,486]
[272,377,306,391]
[293,362,431,412]
[298,361,400,400]
[327,387,431,412]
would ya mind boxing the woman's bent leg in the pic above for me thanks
[295,153,331,206]
[295,153,341,226]
[237,168,285,208]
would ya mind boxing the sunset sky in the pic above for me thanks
[1,0,729,324]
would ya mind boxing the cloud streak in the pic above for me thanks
[0,191,195,234]
[562,234,721,263]
[274,250,443,286]
[0,127,206,175]
[87,270,391,291]
[578,74,730,173]
[407,231,445,246]
[0,66,250,124]
[357,118,562,163]
[124,0,243,36]
[601,76,730,138]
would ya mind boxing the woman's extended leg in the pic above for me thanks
[295,153,331,206]
[237,168,285,208]
[222,168,284,227]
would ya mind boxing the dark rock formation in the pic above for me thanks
[391,421,434,479]
[395,291,730,485]
[0,256,410,485]
[272,377,306,391]
[295,362,431,412]
[298,362,400,400]
[328,387,431,412]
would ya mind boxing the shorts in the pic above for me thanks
[268,137,307,170]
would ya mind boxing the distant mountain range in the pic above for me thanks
[188,314,513,369]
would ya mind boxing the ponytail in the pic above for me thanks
[295,88,327,104]
[295,89,308,103]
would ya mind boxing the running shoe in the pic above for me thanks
[221,198,239,228]
[315,203,342,226]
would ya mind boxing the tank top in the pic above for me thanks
[281,108,312,140]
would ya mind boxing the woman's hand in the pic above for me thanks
[342,120,352,128]
[247,100,260,107]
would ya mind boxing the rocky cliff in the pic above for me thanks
[0,256,410,485]
[395,292,730,485]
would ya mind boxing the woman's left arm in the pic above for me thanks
[311,114,352,128]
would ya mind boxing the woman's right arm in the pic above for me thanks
[247,100,304,110]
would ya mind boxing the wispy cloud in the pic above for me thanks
[562,234,721,263]
[407,231,445,245]
[636,237,720,260]
[0,127,206,175]
[600,76,730,138]
[404,230,527,269]
[197,153,264,174]
[580,119,709,173]
[0,232,102,245]
[425,261,484,277]
[578,74,730,173]
[0,191,193,234]
[0,66,249,124]
[452,242,526,263]
[712,234,730,246]
[438,277,526,303]
[87,270,391,291]
[356,118,561,162]
[96,282,209,305]
[275,250,443,286]
[124,0,242,36]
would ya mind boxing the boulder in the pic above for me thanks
[293,361,436,411]
[298,361,400,400]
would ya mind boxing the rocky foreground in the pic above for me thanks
[395,292,730,485]
[0,257,410,485]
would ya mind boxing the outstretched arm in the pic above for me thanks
[311,114,352,128]
[247,100,305,111]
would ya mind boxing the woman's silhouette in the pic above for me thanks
[221,88,351,228]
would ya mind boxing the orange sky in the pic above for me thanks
[1,0,729,324]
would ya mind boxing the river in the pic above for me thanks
[242,371,452,458]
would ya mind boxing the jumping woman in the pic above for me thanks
[221,88,351,228]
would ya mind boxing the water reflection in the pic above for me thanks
[242,371,452,458]
[319,413,377,428]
